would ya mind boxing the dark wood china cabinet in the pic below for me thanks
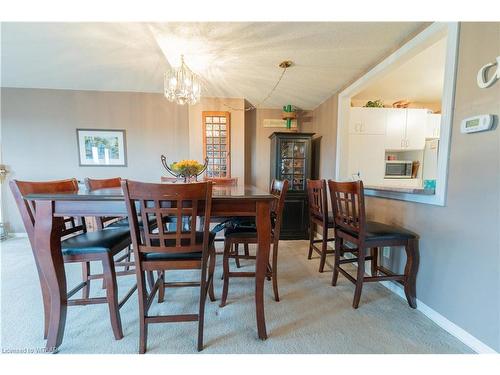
[269,132,314,240]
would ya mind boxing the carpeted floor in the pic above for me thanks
[1,237,473,354]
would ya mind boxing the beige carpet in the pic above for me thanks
[1,237,472,354]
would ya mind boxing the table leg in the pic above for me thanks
[255,200,271,340]
[34,200,67,352]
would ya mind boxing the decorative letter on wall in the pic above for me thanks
[477,56,500,89]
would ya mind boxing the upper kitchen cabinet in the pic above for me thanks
[385,108,428,151]
[426,113,441,139]
[405,109,428,150]
[349,107,387,135]
[385,108,407,149]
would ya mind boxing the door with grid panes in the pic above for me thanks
[270,132,314,240]
[203,112,231,178]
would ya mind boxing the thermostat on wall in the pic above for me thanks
[460,114,495,134]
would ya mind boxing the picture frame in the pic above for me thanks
[76,128,127,167]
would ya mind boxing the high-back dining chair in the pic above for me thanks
[220,179,289,306]
[9,178,134,343]
[203,177,238,186]
[327,179,419,309]
[84,177,126,229]
[121,180,216,353]
[306,179,335,272]
[85,177,137,285]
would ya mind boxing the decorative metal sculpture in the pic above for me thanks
[161,155,208,182]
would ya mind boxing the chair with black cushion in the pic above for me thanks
[220,179,288,306]
[10,179,136,342]
[306,179,335,272]
[85,177,141,289]
[327,179,419,309]
[84,177,127,229]
[121,180,216,353]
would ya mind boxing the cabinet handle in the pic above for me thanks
[360,124,364,132]
[406,139,409,147]
[400,139,404,148]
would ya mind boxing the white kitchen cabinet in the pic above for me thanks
[349,107,386,135]
[426,113,441,139]
[385,108,407,150]
[348,134,385,185]
[384,108,428,150]
[405,109,428,150]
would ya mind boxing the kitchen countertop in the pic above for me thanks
[364,185,435,195]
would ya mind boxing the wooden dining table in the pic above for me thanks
[24,183,276,352]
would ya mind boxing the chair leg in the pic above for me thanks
[124,246,131,271]
[352,248,365,309]
[370,247,379,276]
[137,270,149,354]
[332,237,342,286]
[403,239,419,309]
[146,271,155,292]
[208,245,216,302]
[244,243,250,257]
[102,253,123,340]
[198,250,209,351]
[220,240,231,307]
[307,221,315,259]
[272,243,280,302]
[234,243,241,268]
[81,262,90,299]
[157,271,165,303]
[319,224,328,272]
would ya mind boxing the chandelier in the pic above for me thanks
[164,55,201,105]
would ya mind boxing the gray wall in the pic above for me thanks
[1,88,189,233]
[311,22,500,351]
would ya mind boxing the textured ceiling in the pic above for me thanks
[353,36,447,103]
[1,22,426,109]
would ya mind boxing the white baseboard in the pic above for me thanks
[379,280,497,354]
[8,232,27,238]
[337,250,497,353]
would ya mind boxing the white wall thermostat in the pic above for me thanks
[460,114,495,134]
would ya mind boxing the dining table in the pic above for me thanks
[24,182,276,352]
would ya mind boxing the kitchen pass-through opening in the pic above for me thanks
[336,22,460,206]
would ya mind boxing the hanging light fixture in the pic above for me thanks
[164,55,201,105]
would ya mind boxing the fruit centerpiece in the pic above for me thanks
[161,155,208,182]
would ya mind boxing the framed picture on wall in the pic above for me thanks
[76,129,127,166]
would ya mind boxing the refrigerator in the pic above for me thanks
[423,139,439,181]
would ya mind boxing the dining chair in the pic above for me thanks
[9,178,136,342]
[121,180,216,353]
[327,179,419,309]
[220,179,288,305]
[306,179,335,272]
[85,177,137,287]
[84,177,127,229]
[203,177,238,186]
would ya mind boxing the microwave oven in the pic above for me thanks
[385,160,413,179]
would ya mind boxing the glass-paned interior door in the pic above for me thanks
[203,111,231,178]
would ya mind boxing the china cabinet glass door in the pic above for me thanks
[280,139,306,191]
